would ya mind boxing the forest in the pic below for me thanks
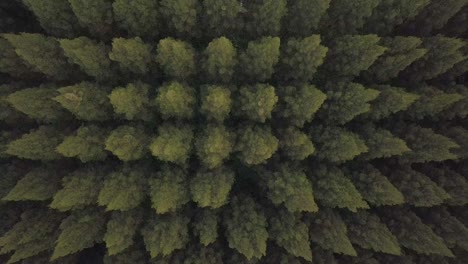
[0,0,467,263]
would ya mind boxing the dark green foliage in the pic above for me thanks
[60,37,115,82]
[2,165,62,202]
[404,86,463,120]
[3,33,74,80]
[243,0,287,39]
[0,163,28,200]
[363,85,420,120]
[347,164,404,206]
[275,84,326,127]
[103,246,147,264]
[381,208,453,257]
[104,209,143,255]
[57,125,109,162]
[279,36,328,81]
[285,0,331,37]
[156,38,196,80]
[278,127,315,160]
[109,82,154,121]
[239,37,281,82]
[308,208,357,256]
[7,86,70,122]
[311,126,368,163]
[112,0,160,39]
[191,167,234,208]
[419,165,468,206]
[357,125,410,159]
[344,211,401,255]
[224,195,268,260]
[52,208,106,260]
[109,37,154,76]
[54,82,113,121]
[310,165,369,211]
[149,165,190,214]
[438,85,468,120]
[6,126,64,160]
[236,84,278,122]
[141,213,190,258]
[193,209,219,246]
[150,124,193,165]
[105,125,150,161]
[235,125,278,165]
[155,82,196,120]
[443,126,468,159]
[98,165,148,211]
[196,125,234,169]
[0,38,35,78]
[22,0,81,37]
[68,0,113,39]
[200,85,232,122]
[160,0,200,38]
[268,209,312,261]
[201,0,243,38]
[202,37,237,83]
[317,82,380,125]
[386,166,450,207]
[260,163,318,213]
[50,166,107,211]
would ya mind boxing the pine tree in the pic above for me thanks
[149,165,190,214]
[6,126,64,160]
[268,209,312,261]
[236,84,278,122]
[3,33,77,80]
[193,209,219,246]
[396,124,459,163]
[385,166,450,207]
[57,125,109,162]
[278,127,315,161]
[0,208,63,263]
[104,209,143,255]
[311,125,368,163]
[357,125,410,159]
[442,127,468,159]
[275,84,326,127]
[243,0,287,39]
[317,35,387,78]
[308,208,357,256]
[418,165,468,206]
[68,0,113,40]
[200,85,232,122]
[202,37,237,83]
[363,85,420,120]
[344,210,401,255]
[103,246,148,264]
[284,0,331,37]
[141,213,190,258]
[180,244,224,264]
[364,0,430,35]
[109,37,154,76]
[0,163,29,200]
[201,0,243,38]
[438,85,468,120]
[320,0,381,37]
[0,84,32,125]
[196,125,234,169]
[156,38,197,80]
[105,125,150,161]
[238,37,281,82]
[50,165,108,211]
[260,163,318,213]
[309,164,369,211]
[0,38,35,78]
[7,86,71,123]
[60,37,115,82]
[159,0,200,38]
[380,208,453,257]
[112,0,160,39]
[346,163,404,206]
[404,86,463,120]
[155,81,196,120]
[363,36,428,82]
[52,208,106,260]
[2,165,63,202]
[108,82,154,121]
[98,165,148,211]
[22,0,81,37]
[235,125,278,165]
[401,36,466,83]
[54,82,113,121]
[190,167,235,208]
[150,123,193,165]
[279,36,328,81]
[317,82,380,125]
[223,195,268,260]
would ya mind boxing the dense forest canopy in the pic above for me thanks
[0,0,467,263]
